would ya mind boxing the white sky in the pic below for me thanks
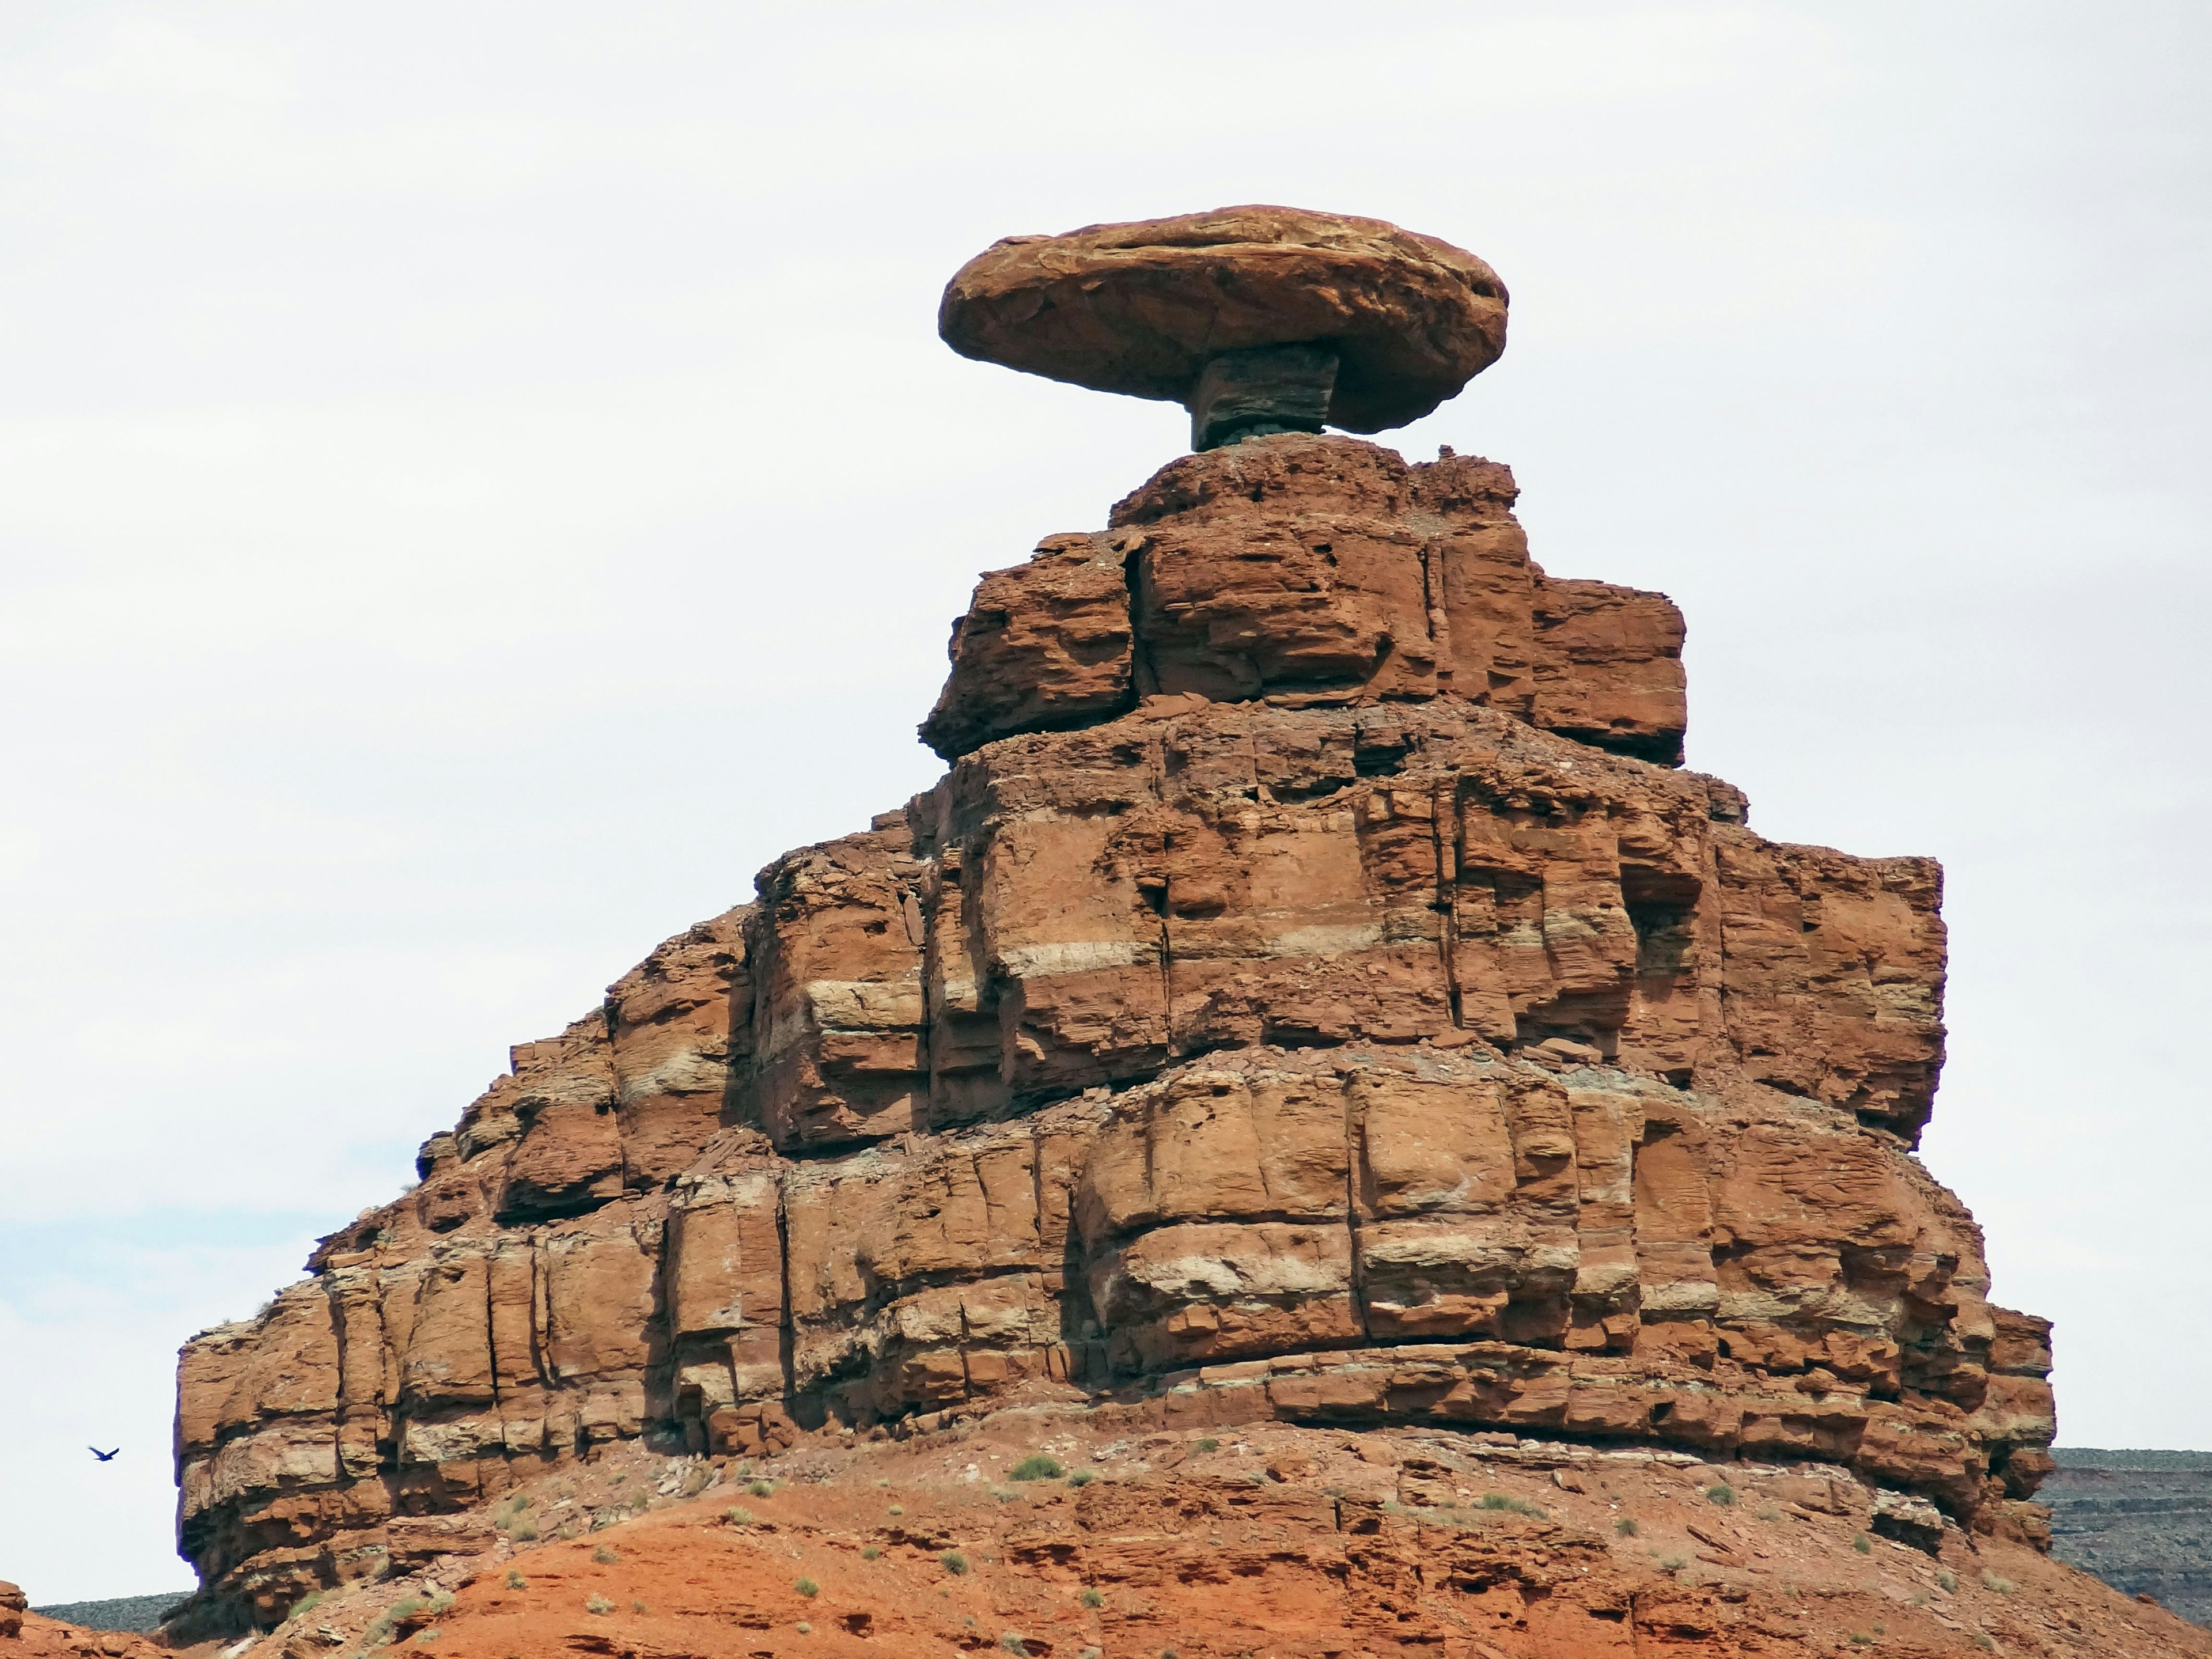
[1,0,2205,1604]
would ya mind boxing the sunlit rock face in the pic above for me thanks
[173,434,2048,1628]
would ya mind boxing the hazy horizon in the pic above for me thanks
[2,0,2206,1602]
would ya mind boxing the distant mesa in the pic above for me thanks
[938,205,1509,449]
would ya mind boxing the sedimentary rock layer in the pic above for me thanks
[172,435,2044,1630]
[922,437,1687,764]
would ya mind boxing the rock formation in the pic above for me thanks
[2044,1449,2212,1625]
[170,210,2059,1635]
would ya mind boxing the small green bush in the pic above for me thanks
[1851,1532,1873,1554]
[1614,1517,1639,1537]
[631,1599,647,1613]
[1478,1492,1545,1517]
[723,1506,754,1527]
[1659,1552,1688,1571]
[860,1546,880,1561]
[941,1550,969,1575]
[1937,1567,1958,1592]
[287,1591,325,1621]
[796,1622,812,1635]
[585,1594,614,1616]
[1849,1635,1875,1647]
[748,1479,775,1498]
[888,1503,905,1516]
[593,1544,619,1565]
[1982,1570,2016,1594]
[1001,1635,1030,1656]
[1080,1587,1104,1608]
[1010,1455,1064,1482]
[1706,1483,1735,1506]
[1971,1634,1995,1652]
[1195,1438,1219,1453]
[796,1577,819,1598]
[511,1521,539,1542]
[505,1570,527,1590]
[1067,1469,1097,1488]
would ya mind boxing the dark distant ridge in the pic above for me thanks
[2043,1449,2212,1628]
[28,1592,192,1635]
[2052,1447,2212,1471]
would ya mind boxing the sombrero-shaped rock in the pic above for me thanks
[938,205,1508,437]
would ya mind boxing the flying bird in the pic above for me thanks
[88,1446,119,1461]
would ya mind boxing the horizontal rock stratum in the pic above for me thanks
[172,431,2056,1633]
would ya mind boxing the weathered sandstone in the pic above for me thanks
[923,437,1687,764]
[940,206,1508,434]
[171,433,2042,1638]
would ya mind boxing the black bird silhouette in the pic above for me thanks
[88,1446,119,1461]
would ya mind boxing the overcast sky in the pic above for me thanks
[2,0,2206,1604]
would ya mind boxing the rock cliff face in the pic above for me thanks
[172,434,2055,1628]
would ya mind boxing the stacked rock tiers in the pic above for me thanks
[173,433,2052,1628]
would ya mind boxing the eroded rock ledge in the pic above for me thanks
[173,439,2050,1630]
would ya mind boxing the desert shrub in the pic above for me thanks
[287,1591,324,1620]
[511,1520,539,1542]
[1982,1570,2015,1594]
[1851,1532,1873,1554]
[1615,1517,1639,1537]
[941,1550,969,1575]
[1971,1634,1995,1651]
[888,1503,905,1516]
[586,1594,614,1616]
[1001,1635,1030,1656]
[1067,1469,1096,1488]
[1706,1483,1735,1506]
[1010,1455,1063,1482]
[505,1570,527,1590]
[748,1479,775,1498]
[682,1465,712,1496]
[1080,1588,1104,1608]
[795,1577,819,1598]
[861,1546,881,1561]
[1478,1492,1544,1517]
[1195,1438,1219,1453]
[592,1544,619,1565]
[723,1506,754,1527]
[1937,1568,1958,1592]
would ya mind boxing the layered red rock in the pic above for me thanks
[923,437,1687,764]
[171,437,2040,1638]
[939,206,1509,433]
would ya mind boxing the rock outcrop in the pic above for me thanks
[171,426,2054,1632]
[939,206,1509,434]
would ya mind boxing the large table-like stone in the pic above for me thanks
[939,205,1509,435]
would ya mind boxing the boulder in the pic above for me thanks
[940,206,1508,437]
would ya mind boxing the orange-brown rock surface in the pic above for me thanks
[940,206,1509,433]
[0,1584,162,1659]
[204,1424,2212,1659]
[169,431,2052,1644]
